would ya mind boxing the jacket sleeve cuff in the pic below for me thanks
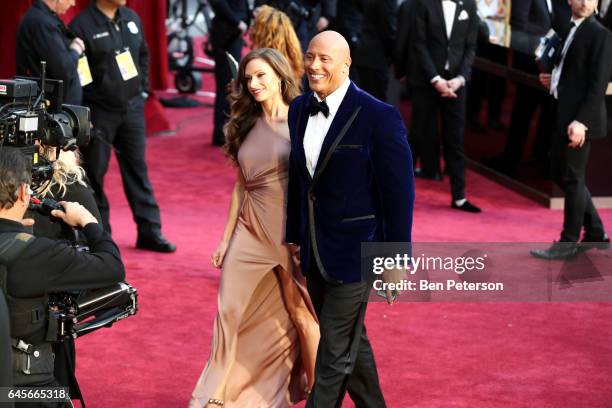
[82,223,103,244]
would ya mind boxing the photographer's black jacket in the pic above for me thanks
[16,0,82,105]
[0,218,125,344]
[0,291,12,394]
[255,0,337,20]
[69,3,149,112]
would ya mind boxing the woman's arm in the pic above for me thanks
[212,174,245,268]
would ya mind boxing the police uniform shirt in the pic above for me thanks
[16,0,83,105]
[69,3,149,112]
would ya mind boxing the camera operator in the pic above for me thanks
[0,147,125,407]
[255,0,337,50]
[1,291,13,407]
[69,0,176,252]
[16,0,86,105]
[24,148,102,405]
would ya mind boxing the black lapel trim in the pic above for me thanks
[433,1,448,43]
[296,96,313,182]
[311,106,362,187]
[449,2,463,41]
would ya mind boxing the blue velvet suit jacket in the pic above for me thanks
[285,82,415,283]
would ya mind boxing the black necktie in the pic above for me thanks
[309,97,330,118]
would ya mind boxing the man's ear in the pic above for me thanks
[17,184,30,204]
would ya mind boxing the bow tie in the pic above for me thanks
[309,96,330,118]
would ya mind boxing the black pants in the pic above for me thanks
[83,95,161,234]
[212,36,243,145]
[551,136,604,242]
[411,85,467,200]
[467,43,507,124]
[305,262,385,408]
[353,66,389,102]
[503,54,554,171]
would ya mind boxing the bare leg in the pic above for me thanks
[275,268,320,391]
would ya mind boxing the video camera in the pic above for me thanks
[0,62,91,192]
[27,196,139,341]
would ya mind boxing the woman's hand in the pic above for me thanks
[211,240,229,269]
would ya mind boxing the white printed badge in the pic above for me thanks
[127,21,139,34]
[115,49,139,81]
[77,56,93,87]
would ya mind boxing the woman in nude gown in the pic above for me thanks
[189,49,319,408]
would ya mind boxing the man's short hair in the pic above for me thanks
[0,147,32,210]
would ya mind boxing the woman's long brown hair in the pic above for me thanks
[223,48,300,165]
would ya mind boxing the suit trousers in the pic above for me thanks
[212,36,243,145]
[411,85,467,200]
[551,135,604,242]
[84,95,161,234]
[306,261,386,408]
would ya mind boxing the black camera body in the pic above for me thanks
[0,71,91,191]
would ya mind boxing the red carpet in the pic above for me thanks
[72,95,612,407]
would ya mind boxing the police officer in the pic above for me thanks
[69,0,176,252]
[0,147,125,407]
[16,0,86,105]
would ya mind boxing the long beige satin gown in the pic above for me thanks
[190,117,316,408]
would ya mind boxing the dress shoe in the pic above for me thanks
[579,233,611,251]
[414,168,443,181]
[136,231,177,253]
[451,200,482,213]
[530,241,578,260]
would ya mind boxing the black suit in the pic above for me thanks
[552,15,612,242]
[209,0,249,145]
[0,291,13,400]
[411,0,479,200]
[394,0,418,81]
[500,0,554,174]
[352,0,397,101]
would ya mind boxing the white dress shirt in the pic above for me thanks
[550,17,585,99]
[303,78,351,177]
[442,0,457,40]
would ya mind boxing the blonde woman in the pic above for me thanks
[250,5,304,82]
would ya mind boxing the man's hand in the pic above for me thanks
[316,16,330,32]
[539,73,551,91]
[238,21,248,35]
[433,79,450,94]
[69,38,85,55]
[447,77,463,93]
[51,201,98,229]
[567,121,587,148]
[20,219,35,227]
[287,243,301,268]
[382,267,407,305]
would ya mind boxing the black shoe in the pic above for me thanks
[451,200,482,213]
[136,231,177,253]
[579,233,611,251]
[414,168,443,181]
[530,241,578,260]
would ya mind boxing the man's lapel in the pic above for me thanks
[449,1,463,42]
[564,16,593,64]
[312,83,360,184]
[433,0,448,43]
[297,93,313,182]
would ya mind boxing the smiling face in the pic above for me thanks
[244,58,282,103]
[304,31,351,99]
[568,0,597,19]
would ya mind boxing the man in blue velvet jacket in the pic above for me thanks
[285,30,415,408]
